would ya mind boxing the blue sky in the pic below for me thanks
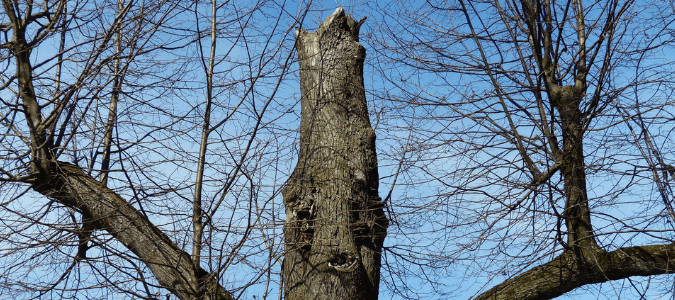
[2,0,675,299]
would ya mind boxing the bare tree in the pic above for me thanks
[7,0,674,299]
[0,0,305,299]
[371,0,675,299]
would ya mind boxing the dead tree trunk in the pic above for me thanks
[283,8,388,300]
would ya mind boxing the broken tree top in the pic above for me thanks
[295,7,366,41]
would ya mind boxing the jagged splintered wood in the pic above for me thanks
[283,8,388,300]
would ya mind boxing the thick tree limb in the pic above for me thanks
[30,162,234,300]
[476,245,675,300]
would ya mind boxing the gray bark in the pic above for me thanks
[31,164,235,300]
[475,244,675,300]
[283,8,388,300]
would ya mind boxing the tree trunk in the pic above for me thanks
[550,85,597,251]
[283,8,388,300]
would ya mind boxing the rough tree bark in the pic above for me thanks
[31,164,234,300]
[283,8,388,300]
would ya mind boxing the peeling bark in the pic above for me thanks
[283,8,388,300]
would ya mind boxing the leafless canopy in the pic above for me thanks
[370,0,675,298]
[2,0,675,299]
[0,0,306,299]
